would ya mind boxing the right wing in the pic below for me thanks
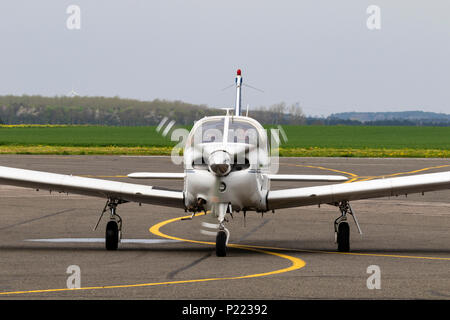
[267,171,450,210]
[268,174,348,182]
[0,166,184,209]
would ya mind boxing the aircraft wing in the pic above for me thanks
[126,173,348,182]
[0,166,184,208]
[268,174,348,182]
[267,171,450,210]
[127,172,185,179]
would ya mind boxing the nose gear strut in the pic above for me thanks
[214,202,232,257]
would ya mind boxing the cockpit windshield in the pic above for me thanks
[189,118,262,146]
[200,120,223,143]
[227,121,258,144]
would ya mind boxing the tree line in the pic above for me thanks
[0,96,306,125]
[0,95,447,126]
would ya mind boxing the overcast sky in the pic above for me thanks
[0,1,449,116]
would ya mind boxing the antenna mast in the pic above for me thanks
[235,69,242,116]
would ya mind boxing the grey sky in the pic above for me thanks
[0,1,449,116]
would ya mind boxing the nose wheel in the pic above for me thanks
[213,203,231,257]
[216,230,227,257]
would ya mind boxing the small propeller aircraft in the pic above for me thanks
[0,69,449,256]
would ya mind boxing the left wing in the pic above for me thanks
[127,172,185,180]
[267,171,450,210]
[0,166,184,208]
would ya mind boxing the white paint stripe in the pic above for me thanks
[25,238,181,244]
[123,239,181,244]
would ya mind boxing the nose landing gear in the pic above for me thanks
[216,230,228,257]
[214,202,231,257]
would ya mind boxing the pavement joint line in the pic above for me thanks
[0,208,76,231]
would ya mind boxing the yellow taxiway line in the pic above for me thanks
[1,164,449,295]
[151,213,450,261]
[354,164,450,182]
[0,213,306,296]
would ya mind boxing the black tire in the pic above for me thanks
[216,231,227,257]
[105,221,119,250]
[337,222,350,252]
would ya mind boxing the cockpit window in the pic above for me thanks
[227,121,258,145]
[188,118,262,147]
[200,120,224,143]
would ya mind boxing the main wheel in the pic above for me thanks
[216,230,227,257]
[105,220,119,250]
[337,222,350,252]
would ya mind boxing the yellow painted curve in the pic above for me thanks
[0,213,306,296]
[1,163,448,296]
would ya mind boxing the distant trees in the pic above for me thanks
[0,95,216,126]
[0,95,446,126]
[0,96,308,126]
[249,102,305,125]
[287,102,306,125]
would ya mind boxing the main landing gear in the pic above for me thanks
[94,199,125,250]
[106,219,120,250]
[334,201,362,252]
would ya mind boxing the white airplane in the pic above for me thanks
[0,69,449,256]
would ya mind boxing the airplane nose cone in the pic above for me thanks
[208,151,231,176]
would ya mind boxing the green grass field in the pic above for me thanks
[279,126,450,150]
[0,125,172,147]
[0,125,448,157]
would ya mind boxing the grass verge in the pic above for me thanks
[0,145,447,158]
[278,147,450,158]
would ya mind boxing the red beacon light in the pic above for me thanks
[236,69,241,76]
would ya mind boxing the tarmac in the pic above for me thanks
[0,155,448,299]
